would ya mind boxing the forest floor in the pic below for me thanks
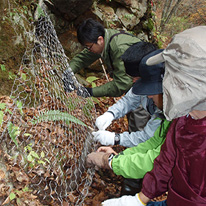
[0,76,167,205]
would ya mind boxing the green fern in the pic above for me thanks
[31,110,87,127]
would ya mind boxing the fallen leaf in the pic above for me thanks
[2,195,10,205]
[0,169,5,180]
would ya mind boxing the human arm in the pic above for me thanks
[94,104,163,147]
[92,53,133,97]
[112,119,171,178]
[107,89,144,119]
[93,90,140,130]
[69,49,100,73]
[119,114,162,147]
[69,47,133,97]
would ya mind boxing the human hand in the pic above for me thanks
[77,86,92,98]
[86,152,111,170]
[95,112,114,130]
[97,146,118,155]
[102,193,146,206]
[92,130,115,145]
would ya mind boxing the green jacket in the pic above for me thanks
[112,119,171,179]
[69,29,141,97]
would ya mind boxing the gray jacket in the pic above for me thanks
[108,88,163,147]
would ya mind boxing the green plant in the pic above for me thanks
[83,98,95,118]
[0,104,7,124]
[18,71,27,81]
[9,192,16,201]
[8,72,17,80]
[9,186,33,203]
[0,103,6,126]
[0,103,6,110]
[31,110,87,127]
[22,5,28,14]
[24,143,49,168]
[37,4,45,18]
[16,100,24,115]
[86,76,99,88]
[123,14,134,20]
[0,103,13,128]
[7,122,20,147]
[0,111,3,127]
[0,64,6,71]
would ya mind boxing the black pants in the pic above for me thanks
[120,178,143,196]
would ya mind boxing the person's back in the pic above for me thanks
[149,115,206,205]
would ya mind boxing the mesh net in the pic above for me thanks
[0,3,97,205]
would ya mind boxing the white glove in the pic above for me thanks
[92,130,115,145]
[95,112,114,130]
[102,193,146,206]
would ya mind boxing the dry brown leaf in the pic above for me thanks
[0,169,5,181]
[62,201,70,206]
[15,171,30,184]
[2,195,10,205]
[16,198,26,206]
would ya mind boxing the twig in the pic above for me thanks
[99,58,117,102]
[99,58,109,82]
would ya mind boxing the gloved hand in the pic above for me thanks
[77,86,93,98]
[86,152,112,170]
[62,69,76,93]
[102,193,146,206]
[97,146,118,155]
[92,131,115,145]
[95,112,114,130]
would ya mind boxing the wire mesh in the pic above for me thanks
[0,3,97,206]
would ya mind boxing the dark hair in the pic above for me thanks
[77,18,105,46]
[121,41,157,77]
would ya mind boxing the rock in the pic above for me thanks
[44,0,93,21]
[114,0,148,16]
[116,7,140,30]
[92,2,121,28]
[58,29,82,58]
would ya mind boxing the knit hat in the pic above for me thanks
[146,26,206,120]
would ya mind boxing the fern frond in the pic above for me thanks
[31,110,87,127]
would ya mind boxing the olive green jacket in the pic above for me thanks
[69,29,141,97]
